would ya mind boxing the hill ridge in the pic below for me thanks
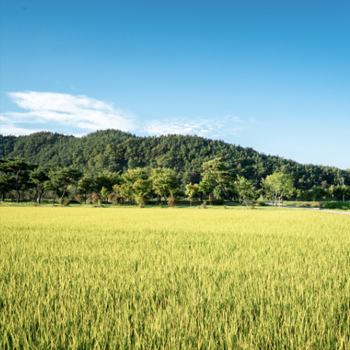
[1,129,349,189]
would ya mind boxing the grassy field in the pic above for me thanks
[1,207,350,349]
[284,201,350,211]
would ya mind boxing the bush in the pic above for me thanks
[167,197,178,208]
[210,198,225,205]
[241,200,256,209]
[323,201,350,210]
[92,193,102,204]
[61,199,70,207]
[75,195,86,204]
[108,193,123,205]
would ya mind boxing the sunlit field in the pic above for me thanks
[1,207,350,349]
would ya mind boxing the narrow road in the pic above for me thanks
[263,202,350,215]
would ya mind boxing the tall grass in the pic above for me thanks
[1,207,350,349]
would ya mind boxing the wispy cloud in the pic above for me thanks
[0,91,135,136]
[144,115,245,139]
[0,91,247,139]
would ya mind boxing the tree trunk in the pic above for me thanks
[33,187,39,202]
[16,170,21,203]
[60,186,67,204]
[218,181,232,202]
[52,189,57,204]
[39,190,44,203]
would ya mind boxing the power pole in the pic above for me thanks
[342,177,345,202]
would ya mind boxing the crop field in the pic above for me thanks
[1,207,350,349]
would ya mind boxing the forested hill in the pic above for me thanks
[1,130,349,189]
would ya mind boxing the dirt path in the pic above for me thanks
[263,202,350,215]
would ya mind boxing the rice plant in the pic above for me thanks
[0,207,349,349]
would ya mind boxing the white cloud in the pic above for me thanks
[0,91,247,140]
[0,91,135,136]
[144,116,244,139]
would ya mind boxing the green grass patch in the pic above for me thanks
[323,201,350,211]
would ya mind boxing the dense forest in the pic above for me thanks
[1,129,349,191]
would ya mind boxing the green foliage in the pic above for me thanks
[323,201,350,210]
[77,176,95,200]
[75,194,86,204]
[0,158,37,202]
[46,167,83,204]
[236,175,257,205]
[185,183,200,205]
[2,130,348,192]
[121,168,153,206]
[328,185,350,200]
[1,133,349,206]
[94,171,121,193]
[261,172,295,204]
[29,166,50,203]
[151,168,178,199]
[199,158,237,200]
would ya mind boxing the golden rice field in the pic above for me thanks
[1,206,350,349]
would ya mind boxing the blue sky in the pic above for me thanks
[0,0,349,169]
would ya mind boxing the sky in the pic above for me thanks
[0,0,349,170]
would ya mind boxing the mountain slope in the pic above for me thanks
[1,130,348,189]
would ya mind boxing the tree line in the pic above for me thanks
[1,157,349,206]
[1,130,349,193]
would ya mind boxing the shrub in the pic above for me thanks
[245,202,256,209]
[61,199,70,207]
[75,195,86,204]
[109,193,124,205]
[255,202,267,206]
[323,201,350,210]
[107,193,115,203]
[91,193,102,204]
[167,197,178,208]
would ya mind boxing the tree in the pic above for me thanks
[115,183,133,205]
[309,186,328,201]
[77,176,95,203]
[94,171,121,193]
[132,179,153,207]
[29,166,50,203]
[121,168,153,207]
[101,186,112,202]
[294,189,304,201]
[0,172,15,201]
[0,158,36,202]
[199,158,237,201]
[236,176,257,206]
[329,185,350,201]
[47,167,83,204]
[151,168,178,203]
[261,172,295,205]
[185,183,200,206]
